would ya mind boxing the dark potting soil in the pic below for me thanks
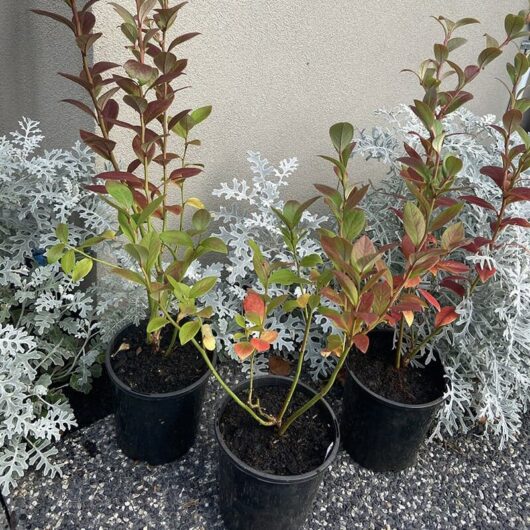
[349,330,446,405]
[110,325,207,394]
[220,385,335,476]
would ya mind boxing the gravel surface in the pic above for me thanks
[5,369,529,530]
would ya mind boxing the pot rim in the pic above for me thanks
[345,350,448,411]
[105,321,213,401]
[214,375,340,485]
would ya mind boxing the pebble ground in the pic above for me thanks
[4,372,529,530]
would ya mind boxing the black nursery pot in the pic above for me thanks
[214,376,340,530]
[341,330,447,472]
[105,323,211,465]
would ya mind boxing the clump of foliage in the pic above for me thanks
[0,119,107,494]
[36,0,226,354]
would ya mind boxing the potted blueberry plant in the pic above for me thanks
[335,12,530,471]
[36,0,225,464]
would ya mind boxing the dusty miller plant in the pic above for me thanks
[356,105,530,446]
[0,119,114,494]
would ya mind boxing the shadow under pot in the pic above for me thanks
[105,321,212,465]
[341,329,447,472]
[214,376,340,530]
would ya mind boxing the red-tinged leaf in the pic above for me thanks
[390,207,403,220]
[80,130,116,161]
[475,263,497,283]
[170,167,202,182]
[31,9,75,31]
[92,61,120,75]
[260,330,279,344]
[351,312,379,326]
[437,260,470,274]
[401,234,415,259]
[440,278,466,297]
[82,0,102,13]
[79,11,96,34]
[435,196,459,207]
[314,183,341,199]
[168,32,201,51]
[403,276,421,288]
[76,33,102,53]
[102,99,119,130]
[243,290,266,321]
[127,159,142,174]
[250,338,271,353]
[234,342,254,360]
[418,289,441,312]
[435,306,459,328]
[320,287,343,306]
[166,204,183,215]
[358,292,374,313]
[508,187,530,202]
[59,72,91,91]
[346,185,369,209]
[144,98,174,124]
[464,64,480,82]
[463,236,491,253]
[403,143,422,161]
[84,184,107,194]
[480,166,506,189]
[352,334,370,354]
[269,355,291,376]
[500,217,530,229]
[124,60,158,86]
[168,109,191,130]
[460,195,496,211]
[61,99,96,119]
[96,171,142,186]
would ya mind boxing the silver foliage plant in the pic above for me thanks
[357,106,530,447]
[0,119,113,494]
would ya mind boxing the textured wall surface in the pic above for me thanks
[0,0,90,148]
[2,0,524,197]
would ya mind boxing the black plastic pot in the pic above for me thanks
[341,331,446,472]
[214,376,340,530]
[105,323,211,465]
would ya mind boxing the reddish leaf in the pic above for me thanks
[475,263,497,283]
[92,61,120,75]
[269,355,292,376]
[61,99,96,119]
[440,278,466,297]
[79,11,96,34]
[80,130,116,161]
[250,338,271,353]
[102,100,119,130]
[234,342,254,360]
[31,9,75,31]
[460,195,496,211]
[243,290,266,321]
[480,166,506,189]
[168,32,201,51]
[144,98,174,124]
[166,204,183,215]
[435,196,459,207]
[352,334,370,354]
[59,72,91,91]
[168,109,191,130]
[435,306,459,328]
[464,65,480,82]
[169,167,202,182]
[508,187,530,202]
[418,289,441,312]
[260,330,279,344]
[500,217,530,229]
[437,260,470,274]
[463,236,491,253]
[127,159,142,174]
[84,184,107,194]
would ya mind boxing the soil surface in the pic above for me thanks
[349,330,446,405]
[219,384,335,476]
[110,324,207,394]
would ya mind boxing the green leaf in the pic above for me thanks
[124,243,149,265]
[443,155,463,177]
[118,212,136,243]
[505,14,525,38]
[106,181,133,209]
[403,202,426,247]
[329,122,354,154]
[56,223,69,244]
[47,243,65,264]
[430,203,464,231]
[190,105,212,125]
[179,320,201,345]
[189,276,217,298]
[111,268,145,286]
[248,240,268,285]
[269,269,308,286]
[342,208,366,241]
[147,316,168,334]
[109,2,136,27]
[160,230,193,248]
[300,253,323,267]
[411,100,435,129]
[200,237,228,254]
[61,249,75,274]
[192,209,211,232]
[71,258,93,282]
[136,196,164,226]
[441,222,465,250]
